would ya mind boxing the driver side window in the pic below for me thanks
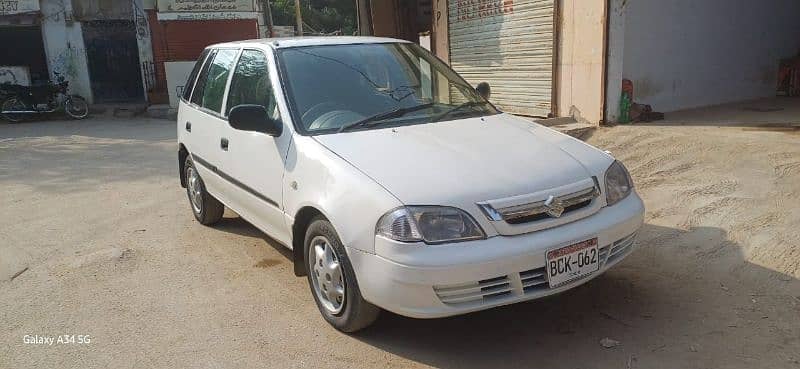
[225,49,280,122]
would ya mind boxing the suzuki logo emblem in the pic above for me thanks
[544,195,565,218]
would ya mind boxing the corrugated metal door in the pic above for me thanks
[161,19,258,60]
[147,16,258,102]
[448,0,555,117]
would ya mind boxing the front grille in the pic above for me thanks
[606,232,637,264]
[506,198,594,224]
[599,243,611,265]
[499,186,598,224]
[479,185,599,226]
[433,232,637,306]
[434,276,513,305]
[520,267,548,293]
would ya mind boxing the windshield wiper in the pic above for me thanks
[338,103,435,133]
[432,101,489,122]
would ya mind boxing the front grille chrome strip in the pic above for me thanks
[478,185,600,224]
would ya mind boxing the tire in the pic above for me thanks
[305,217,380,333]
[184,156,224,225]
[64,95,89,120]
[1,97,26,123]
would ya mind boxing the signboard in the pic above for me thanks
[157,0,254,12]
[452,0,514,21]
[165,61,196,108]
[0,0,40,15]
[156,11,258,20]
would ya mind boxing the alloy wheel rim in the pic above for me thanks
[187,166,203,213]
[308,235,346,315]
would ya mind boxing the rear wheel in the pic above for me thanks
[184,156,224,225]
[305,217,380,332]
[64,95,89,120]
[1,97,25,123]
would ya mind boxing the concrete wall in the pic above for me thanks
[134,0,154,101]
[611,0,800,116]
[73,0,133,20]
[0,66,31,85]
[604,0,625,122]
[556,0,606,124]
[40,0,93,102]
[40,0,156,103]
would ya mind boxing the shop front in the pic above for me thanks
[0,0,48,86]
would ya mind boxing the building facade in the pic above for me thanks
[362,0,606,123]
[0,0,272,105]
[363,0,800,124]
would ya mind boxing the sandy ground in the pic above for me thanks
[1,116,798,369]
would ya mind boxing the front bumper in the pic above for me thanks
[347,192,645,319]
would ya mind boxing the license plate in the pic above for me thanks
[546,238,600,288]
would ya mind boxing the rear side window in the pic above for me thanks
[182,49,210,101]
[225,49,280,122]
[190,49,217,106]
[196,49,238,113]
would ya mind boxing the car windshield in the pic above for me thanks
[276,42,498,135]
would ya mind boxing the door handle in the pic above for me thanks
[220,138,229,151]
[185,121,191,132]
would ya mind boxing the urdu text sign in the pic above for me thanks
[157,0,254,12]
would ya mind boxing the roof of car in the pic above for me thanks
[209,36,410,49]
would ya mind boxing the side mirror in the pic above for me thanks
[228,104,282,136]
[476,82,491,100]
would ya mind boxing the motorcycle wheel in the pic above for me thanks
[1,97,26,123]
[65,96,89,120]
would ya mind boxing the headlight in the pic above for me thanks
[604,160,633,206]
[376,206,486,244]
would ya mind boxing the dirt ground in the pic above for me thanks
[1,115,798,369]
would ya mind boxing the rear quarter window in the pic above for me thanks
[182,49,211,101]
[190,49,218,106]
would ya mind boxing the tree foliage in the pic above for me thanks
[269,0,357,35]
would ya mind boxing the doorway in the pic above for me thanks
[82,20,144,102]
[0,25,49,85]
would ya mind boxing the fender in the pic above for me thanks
[282,135,403,258]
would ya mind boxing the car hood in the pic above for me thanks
[312,113,613,207]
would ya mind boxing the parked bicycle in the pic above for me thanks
[1,73,89,122]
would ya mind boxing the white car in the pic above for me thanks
[177,36,644,332]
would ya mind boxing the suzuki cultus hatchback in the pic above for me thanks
[177,37,644,332]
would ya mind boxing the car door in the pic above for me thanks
[217,48,292,245]
[179,49,215,182]
[184,47,240,202]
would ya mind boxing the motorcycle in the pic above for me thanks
[0,73,89,122]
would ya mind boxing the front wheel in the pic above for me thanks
[1,97,26,123]
[305,217,380,332]
[64,95,89,120]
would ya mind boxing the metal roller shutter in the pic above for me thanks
[161,19,258,60]
[147,15,258,101]
[448,0,555,117]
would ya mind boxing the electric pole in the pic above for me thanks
[262,0,274,37]
[294,0,303,36]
